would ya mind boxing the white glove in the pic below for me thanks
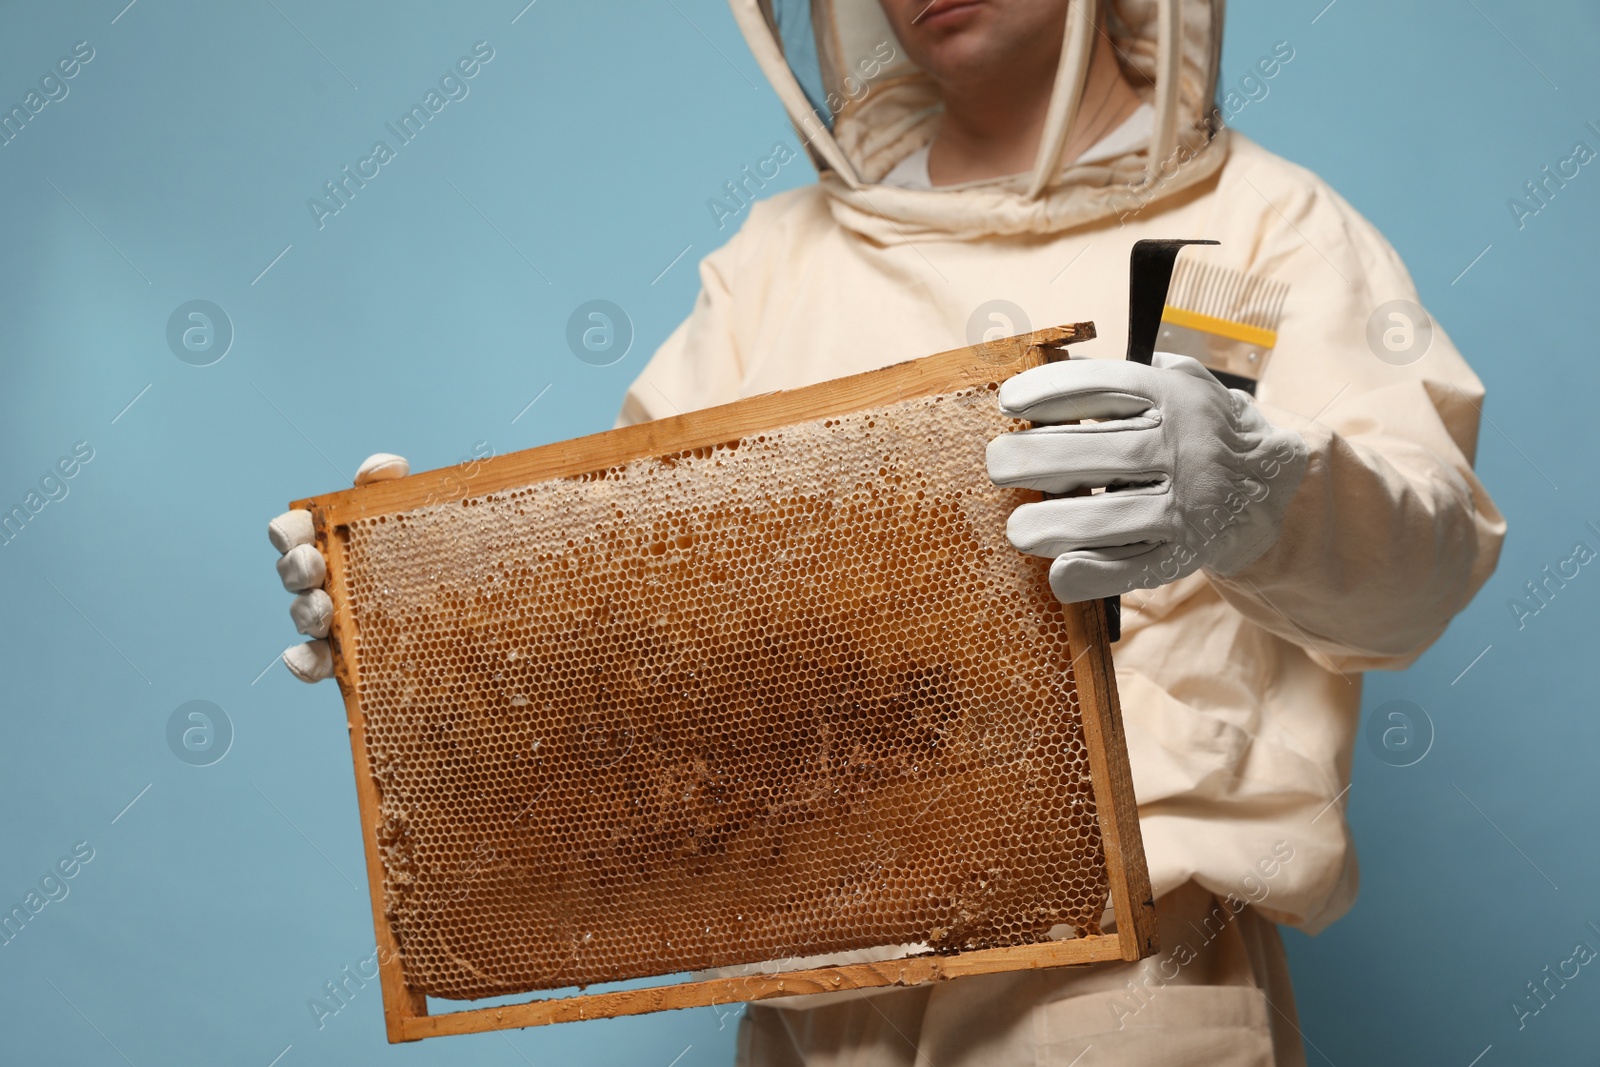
[268,453,409,683]
[986,352,1308,604]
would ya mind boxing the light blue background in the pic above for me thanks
[0,1,1595,1063]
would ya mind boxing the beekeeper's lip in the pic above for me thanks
[912,0,986,28]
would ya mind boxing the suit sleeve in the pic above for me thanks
[615,228,753,429]
[1202,160,1507,673]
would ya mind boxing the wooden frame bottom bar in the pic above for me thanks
[401,934,1131,1039]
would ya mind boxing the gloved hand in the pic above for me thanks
[986,352,1308,604]
[267,453,410,683]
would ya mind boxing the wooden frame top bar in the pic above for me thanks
[293,324,1095,521]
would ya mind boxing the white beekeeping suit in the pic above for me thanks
[613,0,1505,1063]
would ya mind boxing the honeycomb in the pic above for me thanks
[337,383,1110,1001]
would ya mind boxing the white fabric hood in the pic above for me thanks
[729,0,1229,240]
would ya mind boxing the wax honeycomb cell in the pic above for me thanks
[337,383,1108,1001]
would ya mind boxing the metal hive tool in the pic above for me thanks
[294,324,1156,1043]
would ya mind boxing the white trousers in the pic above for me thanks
[736,883,1307,1067]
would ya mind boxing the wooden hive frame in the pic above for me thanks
[293,324,1157,1043]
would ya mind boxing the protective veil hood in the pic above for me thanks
[730,0,1228,240]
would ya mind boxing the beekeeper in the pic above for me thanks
[269,0,1503,1062]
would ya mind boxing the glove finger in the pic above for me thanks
[1006,493,1172,559]
[290,589,334,638]
[1048,551,1163,604]
[283,640,333,683]
[355,453,409,486]
[267,510,315,554]
[987,423,1167,495]
[276,543,327,592]
[997,360,1159,423]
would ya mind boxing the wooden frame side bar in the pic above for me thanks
[317,519,428,1041]
[1062,598,1159,960]
[401,934,1129,1039]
